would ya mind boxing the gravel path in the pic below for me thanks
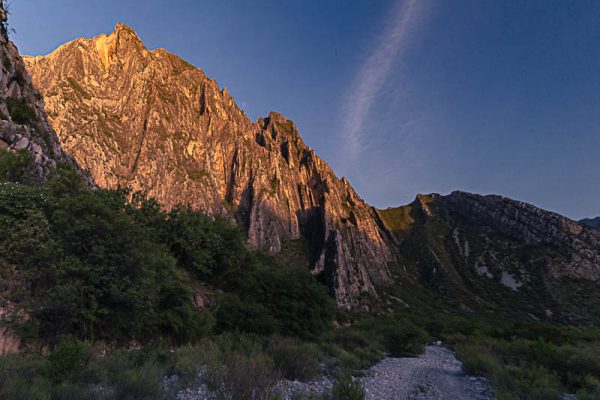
[359,345,495,400]
[172,345,495,400]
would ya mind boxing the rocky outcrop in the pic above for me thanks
[0,0,76,178]
[443,191,600,282]
[24,24,392,308]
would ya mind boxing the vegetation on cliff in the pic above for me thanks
[0,150,334,345]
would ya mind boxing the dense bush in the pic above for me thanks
[0,165,335,346]
[0,179,207,344]
[331,376,365,400]
[265,335,321,381]
[0,149,36,183]
[439,317,600,400]
[6,97,36,125]
[169,335,284,398]
[318,316,429,373]
[215,253,335,339]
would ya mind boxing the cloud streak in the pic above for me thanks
[341,0,426,159]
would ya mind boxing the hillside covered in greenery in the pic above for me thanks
[0,149,335,346]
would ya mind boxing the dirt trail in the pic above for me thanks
[360,345,495,400]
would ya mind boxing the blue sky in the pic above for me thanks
[9,0,600,219]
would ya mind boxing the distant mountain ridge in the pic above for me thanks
[580,217,600,230]
[23,24,600,323]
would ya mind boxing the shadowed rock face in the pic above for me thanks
[0,0,76,178]
[377,192,600,326]
[24,24,392,308]
[443,191,600,282]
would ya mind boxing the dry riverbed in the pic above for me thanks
[359,345,494,400]
[173,345,495,399]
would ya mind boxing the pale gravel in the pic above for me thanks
[359,345,495,400]
[172,345,496,400]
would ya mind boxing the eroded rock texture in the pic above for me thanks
[24,24,392,308]
[444,191,600,283]
[0,1,76,177]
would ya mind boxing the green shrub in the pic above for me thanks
[215,255,335,339]
[378,320,429,357]
[10,377,53,400]
[577,375,600,400]
[50,383,91,400]
[1,174,210,345]
[332,376,364,400]
[0,149,36,183]
[112,361,165,400]
[6,97,36,125]
[216,293,279,335]
[166,208,247,282]
[265,336,321,381]
[210,352,278,400]
[197,336,280,400]
[455,343,500,376]
[47,338,88,381]
[323,326,384,371]
[510,366,563,400]
[171,341,221,386]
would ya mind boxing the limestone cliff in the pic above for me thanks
[24,24,392,308]
[0,1,76,178]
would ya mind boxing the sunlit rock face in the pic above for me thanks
[24,24,393,308]
[0,0,77,179]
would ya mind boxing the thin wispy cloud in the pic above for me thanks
[341,0,427,159]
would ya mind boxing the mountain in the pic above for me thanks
[0,3,76,178]
[580,217,600,230]
[23,24,392,309]
[377,192,600,326]
[24,25,600,323]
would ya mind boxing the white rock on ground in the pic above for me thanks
[359,345,495,400]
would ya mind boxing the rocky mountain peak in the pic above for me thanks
[92,23,145,68]
[24,26,393,308]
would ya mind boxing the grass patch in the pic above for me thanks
[65,77,91,100]
[187,169,209,181]
[431,316,600,400]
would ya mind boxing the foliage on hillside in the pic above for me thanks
[424,316,600,399]
[0,150,335,346]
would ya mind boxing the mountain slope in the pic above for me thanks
[378,192,600,326]
[580,217,600,230]
[24,24,392,308]
[0,2,76,178]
